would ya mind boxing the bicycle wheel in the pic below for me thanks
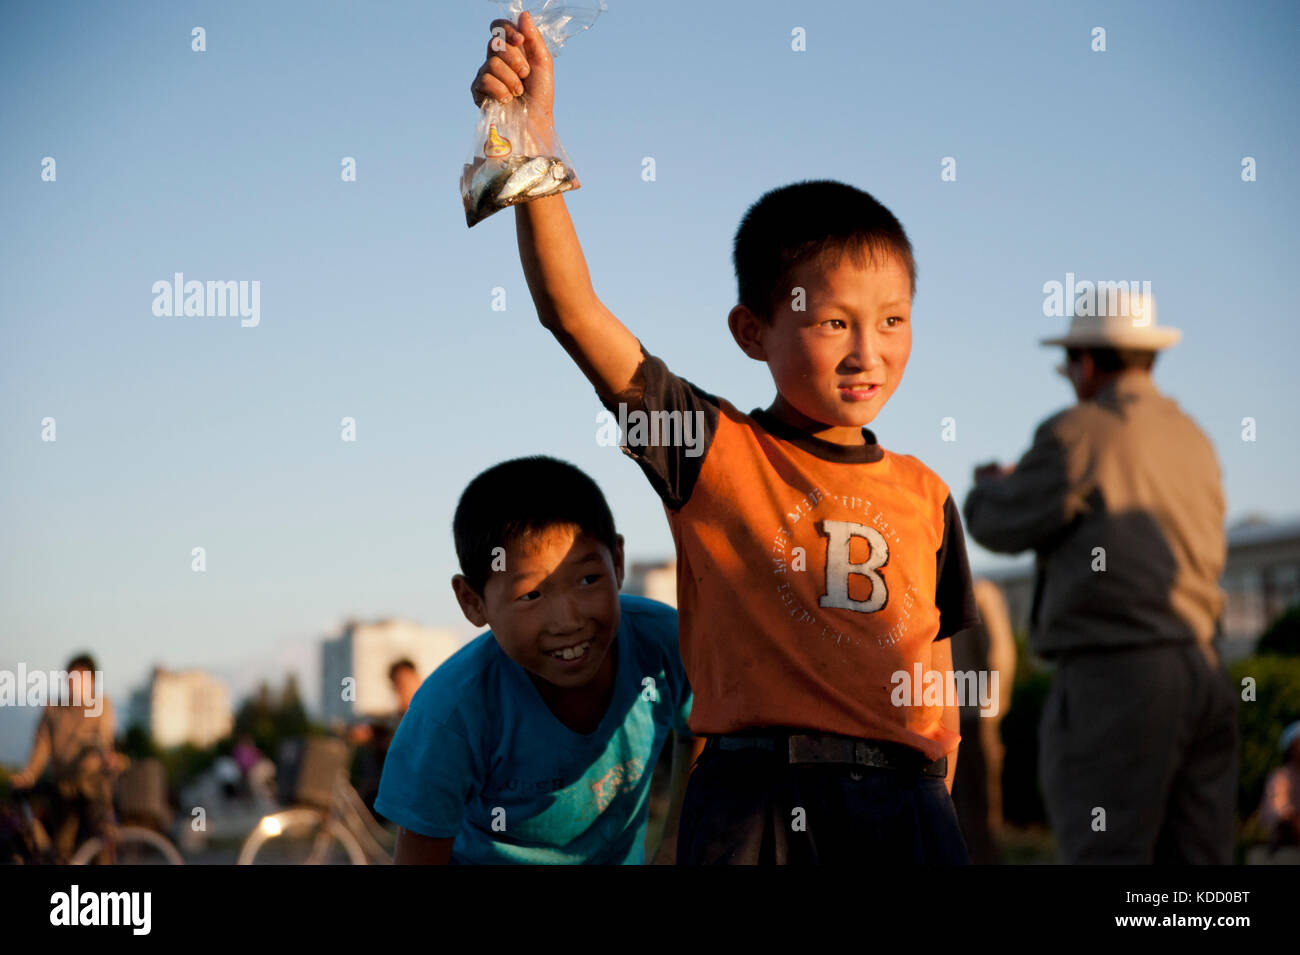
[237,809,366,865]
[70,827,184,865]
[335,780,395,862]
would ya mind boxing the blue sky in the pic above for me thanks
[2,0,1297,749]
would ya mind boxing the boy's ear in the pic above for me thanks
[451,575,489,628]
[728,305,768,362]
[611,534,625,590]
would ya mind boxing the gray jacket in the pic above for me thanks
[963,371,1226,656]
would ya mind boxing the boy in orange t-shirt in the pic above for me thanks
[472,13,980,863]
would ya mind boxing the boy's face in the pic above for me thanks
[452,525,624,691]
[730,250,913,441]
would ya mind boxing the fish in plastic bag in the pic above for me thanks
[461,0,606,227]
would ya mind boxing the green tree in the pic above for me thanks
[1230,654,1300,815]
[234,681,277,753]
[273,674,310,739]
[1257,603,1300,656]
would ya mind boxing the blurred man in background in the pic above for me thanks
[351,658,420,819]
[1259,721,1300,850]
[964,292,1237,864]
[11,654,127,858]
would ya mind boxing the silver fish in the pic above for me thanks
[466,157,510,204]
[494,156,555,203]
[523,160,574,198]
[464,156,524,226]
[464,155,578,226]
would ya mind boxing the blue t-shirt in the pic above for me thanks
[375,594,692,864]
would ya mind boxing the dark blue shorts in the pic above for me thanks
[676,741,970,865]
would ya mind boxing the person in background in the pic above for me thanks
[351,659,421,818]
[964,291,1236,864]
[1259,721,1300,849]
[232,734,264,778]
[11,654,126,859]
[389,659,420,718]
[221,733,274,803]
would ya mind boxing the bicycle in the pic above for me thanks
[7,753,183,865]
[237,769,395,865]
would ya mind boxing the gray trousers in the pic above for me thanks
[1039,641,1238,864]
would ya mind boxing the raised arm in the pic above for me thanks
[471,12,643,402]
[964,418,1083,555]
[515,197,643,401]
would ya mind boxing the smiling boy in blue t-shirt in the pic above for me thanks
[376,455,699,864]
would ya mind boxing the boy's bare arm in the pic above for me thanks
[942,701,959,794]
[471,13,643,402]
[515,197,643,401]
[393,827,454,864]
[932,640,959,793]
[650,732,707,864]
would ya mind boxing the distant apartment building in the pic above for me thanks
[1219,517,1300,646]
[320,618,463,725]
[625,560,678,608]
[980,516,1300,661]
[127,667,234,748]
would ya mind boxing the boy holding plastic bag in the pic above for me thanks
[468,8,978,865]
[462,3,599,226]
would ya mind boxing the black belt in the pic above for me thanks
[708,731,947,779]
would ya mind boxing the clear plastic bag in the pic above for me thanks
[460,0,607,227]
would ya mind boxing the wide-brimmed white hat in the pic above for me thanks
[1041,288,1181,350]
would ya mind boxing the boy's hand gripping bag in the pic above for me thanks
[461,0,606,227]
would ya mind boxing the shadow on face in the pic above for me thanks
[452,523,624,691]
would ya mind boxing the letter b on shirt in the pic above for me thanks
[818,520,888,613]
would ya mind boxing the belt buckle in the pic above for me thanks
[788,734,872,768]
[787,734,827,764]
[924,756,948,779]
[853,740,890,771]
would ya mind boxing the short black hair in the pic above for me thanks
[733,179,917,323]
[66,653,97,672]
[453,456,618,596]
[1067,347,1157,373]
[388,659,416,682]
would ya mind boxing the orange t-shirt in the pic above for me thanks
[602,348,981,761]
